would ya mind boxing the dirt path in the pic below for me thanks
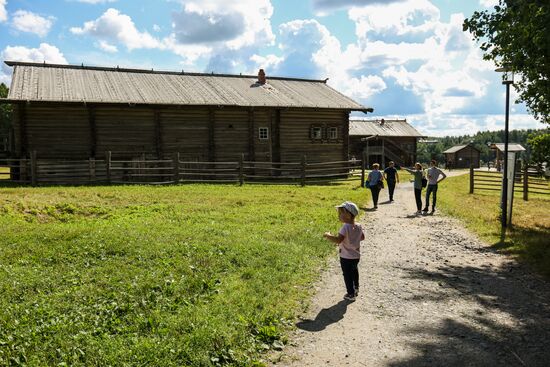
[270,181,550,367]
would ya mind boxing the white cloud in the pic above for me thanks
[153,24,161,32]
[312,0,406,14]
[171,0,275,49]
[408,113,542,137]
[1,43,68,84]
[0,0,7,23]
[70,8,160,50]
[12,10,55,37]
[479,0,498,8]
[96,40,118,53]
[350,0,440,38]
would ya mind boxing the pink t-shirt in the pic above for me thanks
[338,223,363,259]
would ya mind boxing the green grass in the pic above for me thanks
[438,174,550,277]
[0,182,367,366]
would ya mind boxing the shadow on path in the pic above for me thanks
[296,300,351,332]
[389,262,550,367]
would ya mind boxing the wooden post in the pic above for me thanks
[239,153,244,186]
[523,164,529,201]
[106,151,112,184]
[208,109,216,162]
[361,151,366,188]
[301,155,307,187]
[382,139,385,168]
[469,165,474,194]
[89,158,96,182]
[30,150,37,186]
[88,106,97,158]
[173,152,180,183]
[154,110,163,159]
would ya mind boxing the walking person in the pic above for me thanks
[404,163,425,215]
[423,160,447,214]
[324,201,364,301]
[366,163,383,209]
[383,161,399,202]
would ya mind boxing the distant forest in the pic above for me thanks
[417,128,550,164]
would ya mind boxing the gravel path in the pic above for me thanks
[271,181,550,367]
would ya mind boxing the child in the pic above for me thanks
[323,201,364,301]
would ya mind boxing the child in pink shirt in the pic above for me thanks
[324,201,364,301]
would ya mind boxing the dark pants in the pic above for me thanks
[369,185,381,207]
[340,257,360,296]
[387,179,396,201]
[414,188,422,211]
[424,184,438,210]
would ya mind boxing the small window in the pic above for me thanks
[328,127,338,139]
[311,126,322,140]
[259,127,269,140]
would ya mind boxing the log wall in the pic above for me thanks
[12,103,349,164]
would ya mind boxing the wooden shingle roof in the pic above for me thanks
[3,61,370,111]
[349,118,423,137]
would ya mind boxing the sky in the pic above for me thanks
[0,0,544,137]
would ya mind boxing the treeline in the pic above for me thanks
[0,83,11,131]
[417,127,550,164]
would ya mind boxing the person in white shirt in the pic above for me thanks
[423,160,447,214]
[324,201,365,301]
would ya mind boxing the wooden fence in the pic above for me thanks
[0,152,363,186]
[469,165,550,200]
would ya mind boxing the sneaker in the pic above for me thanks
[422,208,428,212]
[344,293,356,301]
[416,210,422,215]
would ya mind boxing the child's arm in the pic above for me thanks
[324,232,344,244]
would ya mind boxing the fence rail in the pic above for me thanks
[0,152,364,186]
[469,165,550,200]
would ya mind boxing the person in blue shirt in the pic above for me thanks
[367,163,383,209]
[383,161,400,202]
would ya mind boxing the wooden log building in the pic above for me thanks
[348,118,423,168]
[443,144,481,169]
[1,62,371,167]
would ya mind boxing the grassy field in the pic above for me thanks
[0,182,368,366]
[438,174,550,277]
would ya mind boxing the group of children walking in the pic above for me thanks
[324,160,447,301]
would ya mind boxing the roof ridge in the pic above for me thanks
[4,61,328,83]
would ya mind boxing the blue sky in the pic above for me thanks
[0,0,543,136]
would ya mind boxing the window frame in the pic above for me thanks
[310,126,323,140]
[258,126,269,140]
[328,126,338,140]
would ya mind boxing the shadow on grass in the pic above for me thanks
[491,226,550,278]
[295,300,351,332]
[389,263,550,367]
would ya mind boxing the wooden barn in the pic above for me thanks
[348,118,423,168]
[1,62,371,170]
[443,144,480,169]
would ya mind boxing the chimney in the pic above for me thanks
[258,68,266,85]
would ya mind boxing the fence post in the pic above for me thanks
[523,164,529,201]
[239,153,244,186]
[301,155,307,187]
[469,165,474,194]
[106,151,112,184]
[173,152,180,184]
[361,151,366,188]
[89,158,96,182]
[30,150,37,186]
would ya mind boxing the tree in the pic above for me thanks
[527,133,550,163]
[0,83,12,131]
[463,0,550,124]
